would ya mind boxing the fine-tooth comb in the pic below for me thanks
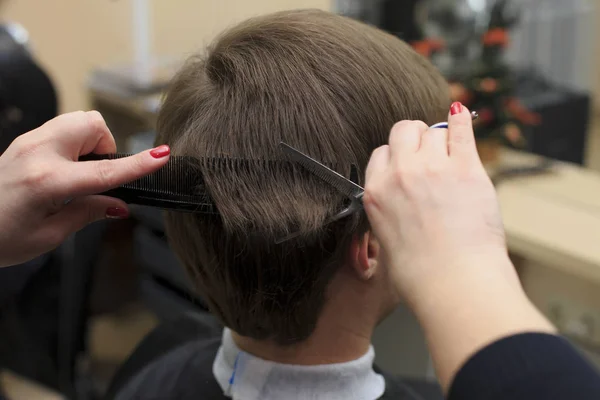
[80,153,219,213]
[79,152,344,214]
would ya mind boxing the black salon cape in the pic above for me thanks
[115,337,424,400]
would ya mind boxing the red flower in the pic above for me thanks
[483,28,510,47]
[411,39,445,57]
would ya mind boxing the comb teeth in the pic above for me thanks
[80,153,215,212]
[83,153,203,195]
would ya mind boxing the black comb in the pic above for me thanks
[80,153,218,213]
[79,152,346,214]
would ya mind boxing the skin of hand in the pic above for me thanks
[0,111,170,267]
[363,103,556,391]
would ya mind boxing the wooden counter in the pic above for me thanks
[496,150,600,284]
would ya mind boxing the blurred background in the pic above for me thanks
[0,0,599,399]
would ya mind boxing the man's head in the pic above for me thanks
[158,9,449,346]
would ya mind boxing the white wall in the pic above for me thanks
[3,0,330,112]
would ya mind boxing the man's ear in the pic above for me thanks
[350,231,380,281]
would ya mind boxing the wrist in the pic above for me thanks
[406,253,556,391]
[407,251,557,353]
[404,250,519,312]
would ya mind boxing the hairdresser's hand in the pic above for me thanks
[364,103,510,300]
[0,111,170,267]
[364,103,554,390]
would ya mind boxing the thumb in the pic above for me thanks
[46,195,130,237]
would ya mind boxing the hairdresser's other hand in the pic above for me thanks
[364,103,554,390]
[365,103,509,300]
[0,111,170,267]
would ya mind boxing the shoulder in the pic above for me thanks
[116,338,225,400]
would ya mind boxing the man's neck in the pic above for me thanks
[232,270,380,365]
[232,322,372,365]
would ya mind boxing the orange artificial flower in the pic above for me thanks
[483,28,510,47]
[411,38,445,57]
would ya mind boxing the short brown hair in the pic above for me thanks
[158,9,449,345]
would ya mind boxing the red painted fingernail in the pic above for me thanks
[150,145,170,159]
[450,102,463,116]
[106,207,129,219]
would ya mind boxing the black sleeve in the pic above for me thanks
[448,333,600,400]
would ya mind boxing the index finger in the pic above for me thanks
[388,120,428,162]
[56,146,171,198]
[447,103,478,165]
